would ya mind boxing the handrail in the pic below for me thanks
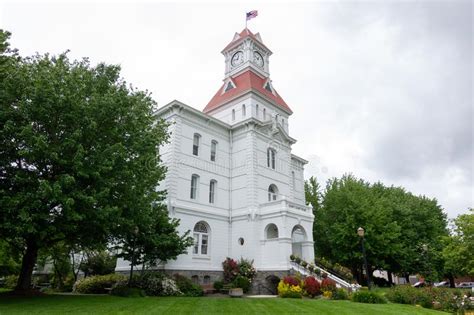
[290,261,360,291]
[313,261,353,284]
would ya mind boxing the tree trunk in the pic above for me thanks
[405,273,410,284]
[387,271,393,286]
[448,274,455,288]
[16,239,39,292]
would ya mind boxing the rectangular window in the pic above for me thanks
[256,104,259,118]
[209,180,216,204]
[201,234,208,255]
[271,150,276,169]
[190,175,198,199]
[210,141,217,162]
[193,134,200,156]
[193,233,199,254]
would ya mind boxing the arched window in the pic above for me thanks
[193,221,209,255]
[190,174,199,199]
[267,148,276,169]
[292,225,307,258]
[232,109,235,121]
[210,140,217,162]
[256,104,259,118]
[263,108,266,120]
[265,224,279,239]
[268,184,278,201]
[209,180,217,204]
[193,133,201,156]
[242,104,246,117]
[203,275,211,284]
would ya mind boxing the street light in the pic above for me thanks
[357,227,371,290]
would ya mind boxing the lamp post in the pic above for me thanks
[358,227,371,290]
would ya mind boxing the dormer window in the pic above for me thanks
[264,82,272,92]
[224,81,234,92]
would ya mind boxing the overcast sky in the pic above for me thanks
[1,1,472,218]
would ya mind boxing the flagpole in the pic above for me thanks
[245,12,247,29]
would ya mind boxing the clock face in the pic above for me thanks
[231,51,244,67]
[253,51,264,67]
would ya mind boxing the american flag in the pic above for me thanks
[246,10,258,21]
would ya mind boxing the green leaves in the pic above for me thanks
[0,30,183,290]
[308,174,448,281]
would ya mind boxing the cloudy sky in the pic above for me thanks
[1,1,472,218]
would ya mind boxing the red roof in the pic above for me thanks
[203,70,292,114]
[222,28,271,53]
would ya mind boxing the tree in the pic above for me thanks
[442,209,474,284]
[79,250,117,277]
[305,176,321,253]
[0,30,182,292]
[312,174,447,284]
[116,204,193,284]
[0,240,20,276]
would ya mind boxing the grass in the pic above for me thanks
[0,295,447,315]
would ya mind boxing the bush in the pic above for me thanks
[173,274,203,297]
[301,261,308,268]
[303,276,321,297]
[141,272,181,296]
[385,285,427,305]
[233,275,251,293]
[283,276,300,287]
[4,275,18,289]
[238,258,256,281]
[351,290,387,304]
[295,257,301,264]
[290,254,296,261]
[321,277,336,292]
[222,258,239,283]
[277,280,303,298]
[332,288,349,300]
[213,280,224,291]
[74,274,126,294]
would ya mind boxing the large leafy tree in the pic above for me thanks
[0,30,187,292]
[442,209,474,281]
[305,176,321,253]
[311,174,447,284]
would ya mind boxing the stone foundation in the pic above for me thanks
[118,268,295,295]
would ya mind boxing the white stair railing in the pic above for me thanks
[289,261,360,292]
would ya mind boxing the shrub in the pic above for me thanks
[74,274,126,294]
[277,280,302,298]
[332,288,349,300]
[222,258,239,283]
[295,257,301,264]
[4,275,18,289]
[303,276,321,297]
[213,280,224,291]
[321,277,336,292]
[173,274,203,297]
[283,276,299,287]
[301,260,308,268]
[233,275,251,293]
[238,258,256,281]
[141,272,181,296]
[372,276,391,287]
[385,285,427,305]
[290,254,296,261]
[308,264,315,273]
[351,290,387,304]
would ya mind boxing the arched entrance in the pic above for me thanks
[265,275,280,295]
[291,225,306,258]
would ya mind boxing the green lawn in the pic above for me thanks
[0,295,446,315]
